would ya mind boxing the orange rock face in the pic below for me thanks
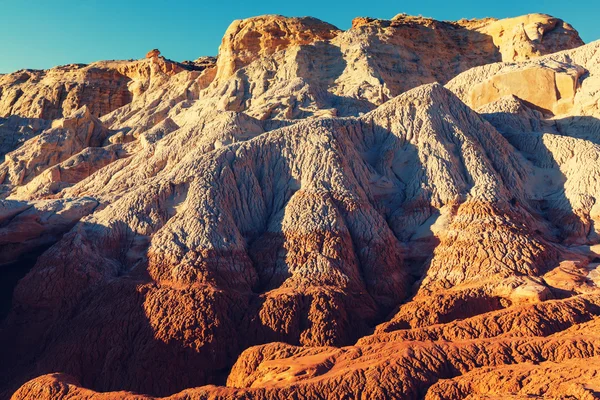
[0,56,195,121]
[460,14,584,61]
[0,10,599,400]
[146,48,161,58]
[468,65,585,115]
[214,15,341,80]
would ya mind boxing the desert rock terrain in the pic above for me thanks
[1,11,600,400]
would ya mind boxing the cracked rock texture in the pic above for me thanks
[0,10,599,400]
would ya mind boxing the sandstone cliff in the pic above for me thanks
[0,10,598,400]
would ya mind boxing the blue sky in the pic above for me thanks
[0,0,598,73]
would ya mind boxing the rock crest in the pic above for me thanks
[146,48,161,58]
[0,10,599,400]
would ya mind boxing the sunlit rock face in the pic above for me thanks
[2,9,600,400]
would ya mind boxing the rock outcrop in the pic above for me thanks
[0,106,109,187]
[462,13,584,61]
[215,16,341,80]
[0,56,194,121]
[468,64,584,115]
[0,10,598,400]
[146,49,161,59]
[11,297,600,399]
[0,64,132,120]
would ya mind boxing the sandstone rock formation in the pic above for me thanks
[214,16,341,80]
[462,13,583,61]
[0,9,599,400]
[0,55,196,121]
[146,49,161,59]
[0,116,49,166]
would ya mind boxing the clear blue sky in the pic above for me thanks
[0,0,598,73]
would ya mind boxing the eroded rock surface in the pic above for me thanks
[0,10,599,400]
[0,55,197,121]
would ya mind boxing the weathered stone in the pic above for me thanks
[1,10,599,400]
[146,48,161,58]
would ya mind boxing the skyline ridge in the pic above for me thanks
[1,0,598,73]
